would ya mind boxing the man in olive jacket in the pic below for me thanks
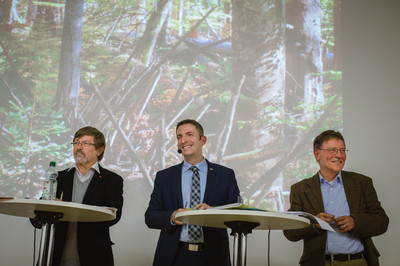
[283,130,388,266]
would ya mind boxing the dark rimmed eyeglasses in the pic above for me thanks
[71,141,95,148]
[318,148,348,155]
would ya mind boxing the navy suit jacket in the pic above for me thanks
[52,165,124,266]
[145,160,240,266]
[283,171,388,266]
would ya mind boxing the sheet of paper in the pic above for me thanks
[314,216,335,232]
[285,211,335,232]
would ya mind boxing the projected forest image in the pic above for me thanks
[0,0,342,211]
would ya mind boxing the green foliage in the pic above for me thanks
[33,1,65,8]
[282,95,343,184]
[320,0,335,47]
[283,149,318,183]
[218,91,231,103]
[0,0,342,205]
[0,97,70,198]
[0,20,70,197]
[311,70,342,81]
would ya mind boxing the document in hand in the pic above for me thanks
[285,211,335,232]
[212,202,270,212]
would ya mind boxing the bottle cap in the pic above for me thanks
[50,161,56,166]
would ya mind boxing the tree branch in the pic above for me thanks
[90,83,154,188]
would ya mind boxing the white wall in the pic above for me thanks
[341,0,400,265]
[1,0,399,265]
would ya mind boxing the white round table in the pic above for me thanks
[0,198,116,222]
[176,209,309,266]
[0,198,116,266]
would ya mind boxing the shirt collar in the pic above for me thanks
[67,161,101,174]
[319,171,342,184]
[182,158,207,173]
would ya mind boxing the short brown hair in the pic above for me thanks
[313,130,345,150]
[176,119,204,138]
[74,126,106,161]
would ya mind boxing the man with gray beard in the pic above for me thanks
[32,126,123,266]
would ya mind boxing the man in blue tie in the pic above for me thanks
[145,119,240,266]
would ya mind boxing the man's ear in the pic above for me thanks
[200,135,207,146]
[97,146,105,157]
[313,148,320,161]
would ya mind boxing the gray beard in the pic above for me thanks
[74,154,87,165]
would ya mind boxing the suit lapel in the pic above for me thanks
[304,174,325,214]
[62,169,75,202]
[203,160,216,203]
[174,163,184,207]
[82,166,102,204]
[341,171,359,213]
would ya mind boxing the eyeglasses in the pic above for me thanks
[71,141,95,148]
[319,148,348,155]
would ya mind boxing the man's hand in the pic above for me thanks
[316,212,335,224]
[172,208,186,225]
[192,203,210,210]
[171,203,211,225]
[334,215,354,232]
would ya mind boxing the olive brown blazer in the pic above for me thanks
[283,171,389,266]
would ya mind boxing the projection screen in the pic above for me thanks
[0,0,346,265]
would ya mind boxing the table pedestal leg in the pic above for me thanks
[38,223,49,266]
[232,231,248,266]
[225,221,260,266]
[35,210,63,266]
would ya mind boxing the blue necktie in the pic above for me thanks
[188,166,202,241]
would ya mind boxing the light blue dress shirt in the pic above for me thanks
[179,158,208,243]
[319,171,364,254]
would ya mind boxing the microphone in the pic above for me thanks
[177,148,182,154]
